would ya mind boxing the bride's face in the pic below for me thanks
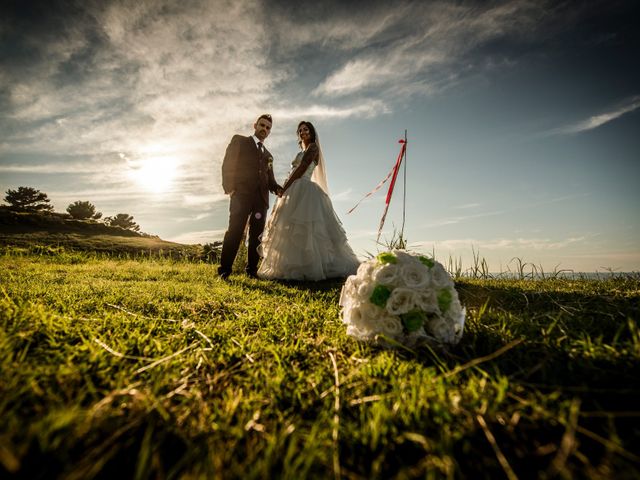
[298,124,311,144]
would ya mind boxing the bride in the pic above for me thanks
[258,121,360,281]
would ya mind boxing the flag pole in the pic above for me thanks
[400,129,407,242]
[375,135,407,244]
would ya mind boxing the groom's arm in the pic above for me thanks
[221,135,241,195]
[269,172,283,196]
[265,153,283,196]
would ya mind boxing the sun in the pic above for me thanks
[127,153,179,193]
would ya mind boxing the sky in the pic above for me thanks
[1,0,639,273]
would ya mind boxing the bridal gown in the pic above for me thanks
[258,151,360,280]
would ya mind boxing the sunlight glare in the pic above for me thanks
[128,155,179,193]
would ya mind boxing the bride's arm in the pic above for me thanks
[282,143,319,193]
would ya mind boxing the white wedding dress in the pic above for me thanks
[258,151,360,280]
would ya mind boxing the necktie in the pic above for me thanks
[257,141,263,153]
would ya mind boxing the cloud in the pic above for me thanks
[554,95,640,134]
[166,229,226,245]
[424,193,590,228]
[0,0,301,228]
[1,0,399,207]
[272,101,389,120]
[267,2,409,53]
[331,188,355,203]
[181,193,226,206]
[425,209,506,227]
[312,1,547,98]
[0,162,100,174]
[412,235,588,252]
[45,186,173,205]
[2,1,274,166]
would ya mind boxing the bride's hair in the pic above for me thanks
[297,121,316,147]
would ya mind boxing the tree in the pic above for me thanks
[105,213,140,232]
[4,186,54,212]
[66,201,102,220]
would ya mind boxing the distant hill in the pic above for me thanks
[0,208,145,237]
[0,208,201,257]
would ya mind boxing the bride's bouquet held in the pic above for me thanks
[340,250,465,348]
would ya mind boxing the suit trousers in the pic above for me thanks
[219,191,267,275]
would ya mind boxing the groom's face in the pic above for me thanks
[254,118,272,141]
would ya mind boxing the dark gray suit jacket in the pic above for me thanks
[221,135,281,206]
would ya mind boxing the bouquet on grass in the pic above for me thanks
[340,250,465,348]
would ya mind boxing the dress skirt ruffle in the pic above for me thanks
[258,178,360,281]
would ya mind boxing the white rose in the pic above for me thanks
[385,287,416,315]
[361,302,383,323]
[356,280,374,303]
[426,316,456,344]
[357,261,376,279]
[339,275,359,307]
[399,263,430,289]
[414,289,439,314]
[342,304,367,330]
[430,262,454,289]
[451,307,465,344]
[445,290,462,317]
[343,302,380,332]
[392,250,415,265]
[346,325,375,341]
[378,315,403,338]
[373,263,399,286]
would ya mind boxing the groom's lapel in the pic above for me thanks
[251,136,268,163]
[245,136,260,163]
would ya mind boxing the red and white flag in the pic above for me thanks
[348,138,407,242]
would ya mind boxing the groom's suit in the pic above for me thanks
[219,134,282,277]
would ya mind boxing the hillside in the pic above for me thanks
[0,208,201,257]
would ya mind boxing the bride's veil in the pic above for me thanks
[311,135,330,196]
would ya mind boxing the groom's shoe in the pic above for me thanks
[218,267,231,281]
[246,270,259,279]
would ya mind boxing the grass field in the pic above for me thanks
[1,250,639,479]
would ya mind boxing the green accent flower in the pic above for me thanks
[418,255,434,268]
[376,252,397,264]
[370,284,392,307]
[437,288,452,313]
[401,309,426,332]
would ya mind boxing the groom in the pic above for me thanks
[218,114,283,279]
